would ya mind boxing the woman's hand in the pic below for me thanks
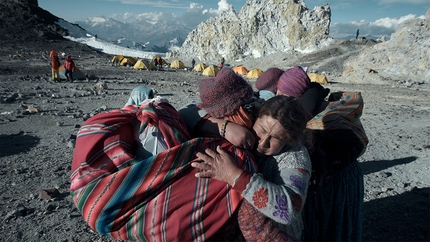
[192,146,243,186]
[224,122,256,150]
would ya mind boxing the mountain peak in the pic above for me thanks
[172,0,332,62]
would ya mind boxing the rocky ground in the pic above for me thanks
[0,37,429,242]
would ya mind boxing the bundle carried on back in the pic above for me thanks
[307,91,368,175]
[70,101,257,241]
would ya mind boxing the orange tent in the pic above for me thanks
[233,66,248,75]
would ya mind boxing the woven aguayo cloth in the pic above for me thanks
[70,102,257,241]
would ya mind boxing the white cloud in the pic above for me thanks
[329,14,423,39]
[202,0,232,15]
[371,14,418,28]
[109,1,232,29]
[112,0,186,9]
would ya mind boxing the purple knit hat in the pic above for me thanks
[255,67,284,93]
[277,66,311,97]
[198,68,254,118]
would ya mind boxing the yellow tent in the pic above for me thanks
[171,60,185,69]
[111,55,124,64]
[308,73,328,84]
[193,63,207,72]
[120,56,137,66]
[233,66,248,75]
[134,59,155,70]
[151,56,167,66]
[202,65,219,77]
[246,68,263,79]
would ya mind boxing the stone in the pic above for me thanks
[170,0,331,62]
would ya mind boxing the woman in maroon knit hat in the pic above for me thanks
[198,67,254,119]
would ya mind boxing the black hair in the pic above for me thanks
[258,95,312,146]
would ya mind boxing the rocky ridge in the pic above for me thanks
[170,0,331,63]
[0,0,67,44]
[341,9,430,85]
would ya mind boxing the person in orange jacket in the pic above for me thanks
[49,51,61,82]
[63,55,76,82]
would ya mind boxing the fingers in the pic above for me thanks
[204,147,219,158]
[191,161,211,170]
[194,171,213,178]
[191,162,213,178]
[195,151,211,162]
[247,138,256,150]
[216,145,227,155]
[243,139,254,150]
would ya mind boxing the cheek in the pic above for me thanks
[269,142,284,155]
[258,141,283,156]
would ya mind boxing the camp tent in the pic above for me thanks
[134,59,155,70]
[170,60,185,69]
[246,68,263,79]
[111,55,124,65]
[59,66,86,80]
[233,66,249,75]
[120,57,137,67]
[308,73,328,84]
[193,63,207,72]
[151,56,167,66]
[202,65,219,77]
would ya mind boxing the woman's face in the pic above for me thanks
[252,115,289,156]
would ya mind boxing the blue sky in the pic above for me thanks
[39,0,429,38]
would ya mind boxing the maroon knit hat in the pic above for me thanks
[255,67,284,93]
[198,68,254,118]
[277,66,311,97]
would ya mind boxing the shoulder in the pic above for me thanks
[273,145,311,171]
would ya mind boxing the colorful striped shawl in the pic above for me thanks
[70,101,257,241]
[306,91,368,156]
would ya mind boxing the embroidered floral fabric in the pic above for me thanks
[241,145,311,240]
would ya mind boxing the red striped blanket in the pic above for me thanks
[70,101,257,241]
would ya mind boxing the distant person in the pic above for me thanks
[49,51,61,82]
[158,58,163,70]
[191,58,195,69]
[356,29,359,39]
[63,55,76,83]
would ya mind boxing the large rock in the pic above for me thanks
[342,9,430,84]
[169,0,331,63]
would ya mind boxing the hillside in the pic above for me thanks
[0,0,66,43]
